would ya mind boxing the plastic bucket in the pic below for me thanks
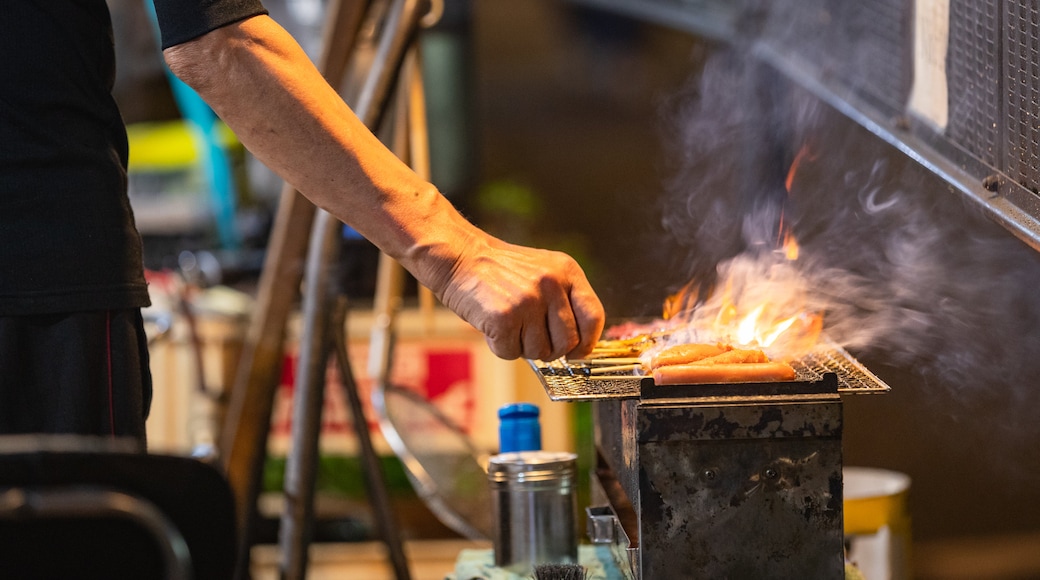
[844,467,912,580]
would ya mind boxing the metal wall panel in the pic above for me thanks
[1004,2,1040,193]
[577,0,1040,248]
[947,0,1002,169]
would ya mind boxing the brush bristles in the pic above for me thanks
[532,562,588,580]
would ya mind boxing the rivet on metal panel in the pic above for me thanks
[982,174,1001,192]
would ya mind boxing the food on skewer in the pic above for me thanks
[648,343,731,369]
[687,348,769,366]
[583,333,798,384]
[584,335,660,358]
[652,361,796,385]
[649,342,796,384]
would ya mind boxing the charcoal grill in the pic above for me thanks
[528,339,890,579]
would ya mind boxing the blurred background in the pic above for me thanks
[107,1,1040,578]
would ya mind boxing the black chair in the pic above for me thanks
[0,435,236,579]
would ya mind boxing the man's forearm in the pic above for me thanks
[162,15,472,293]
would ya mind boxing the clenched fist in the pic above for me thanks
[423,234,604,361]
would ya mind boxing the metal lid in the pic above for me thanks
[487,451,577,483]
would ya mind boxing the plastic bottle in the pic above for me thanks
[497,402,542,453]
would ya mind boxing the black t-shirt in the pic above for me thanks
[153,0,268,49]
[0,0,264,316]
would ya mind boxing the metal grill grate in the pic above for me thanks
[530,340,890,401]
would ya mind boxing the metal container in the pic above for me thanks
[488,451,579,574]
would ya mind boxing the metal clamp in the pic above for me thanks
[586,505,618,544]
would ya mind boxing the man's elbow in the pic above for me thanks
[162,41,208,91]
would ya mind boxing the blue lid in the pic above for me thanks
[498,403,542,453]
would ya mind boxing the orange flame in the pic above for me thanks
[785,143,814,193]
[782,231,800,261]
[663,267,823,359]
[663,279,702,320]
[660,142,823,358]
[711,282,823,355]
[730,303,823,353]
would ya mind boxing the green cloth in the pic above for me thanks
[448,545,626,580]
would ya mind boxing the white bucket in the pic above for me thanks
[844,467,912,580]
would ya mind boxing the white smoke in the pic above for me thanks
[657,46,1040,400]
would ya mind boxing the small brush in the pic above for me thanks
[532,562,588,580]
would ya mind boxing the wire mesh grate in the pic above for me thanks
[530,340,890,401]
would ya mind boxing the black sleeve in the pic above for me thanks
[151,0,269,49]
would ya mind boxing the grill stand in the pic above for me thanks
[589,375,845,579]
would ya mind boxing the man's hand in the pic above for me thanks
[431,236,604,361]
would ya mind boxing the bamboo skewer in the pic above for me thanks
[589,364,644,375]
[568,357,643,365]
[586,350,644,359]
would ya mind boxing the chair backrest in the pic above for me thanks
[0,435,236,580]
